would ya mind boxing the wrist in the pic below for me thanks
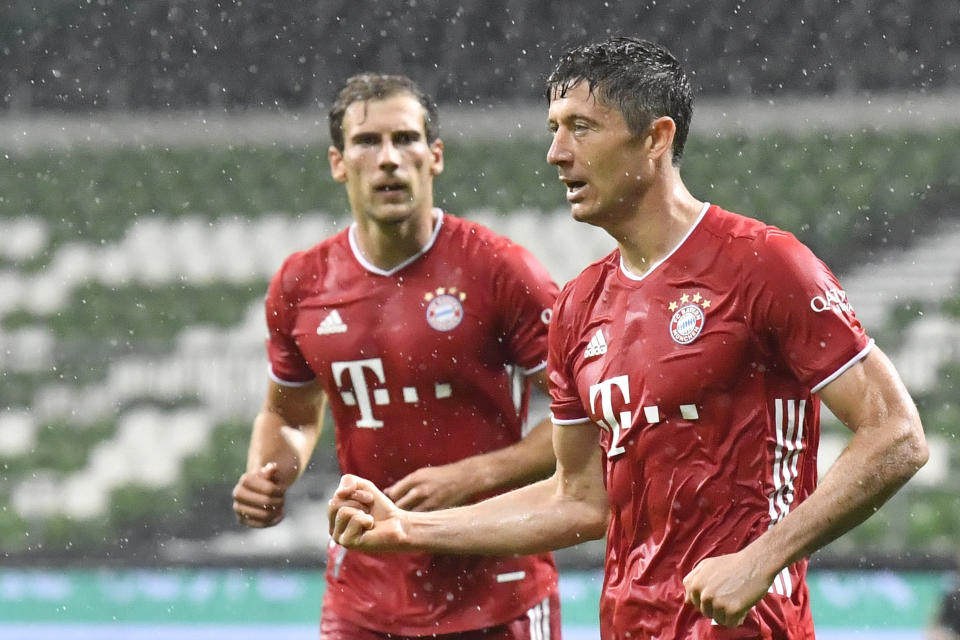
[457,455,495,496]
[402,509,443,552]
[748,526,797,578]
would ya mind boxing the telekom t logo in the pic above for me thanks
[589,374,632,458]
[332,358,386,428]
[331,358,455,428]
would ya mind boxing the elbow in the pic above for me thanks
[895,418,929,483]
[582,504,610,541]
[585,520,609,541]
[564,501,608,544]
[906,429,929,476]
[572,518,607,545]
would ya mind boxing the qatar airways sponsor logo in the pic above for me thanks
[809,287,852,313]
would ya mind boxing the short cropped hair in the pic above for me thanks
[547,36,693,164]
[328,73,439,151]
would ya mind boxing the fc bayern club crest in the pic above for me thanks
[424,287,467,332]
[668,292,711,345]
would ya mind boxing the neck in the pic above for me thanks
[613,174,703,277]
[353,208,438,270]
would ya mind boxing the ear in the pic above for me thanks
[328,146,347,183]
[646,116,676,163]
[429,139,444,176]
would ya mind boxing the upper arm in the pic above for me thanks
[264,379,327,431]
[817,348,927,468]
[264,256,317,384]
[817,348,919,435]
[553,421,608,514]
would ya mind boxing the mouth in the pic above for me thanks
[374,182,408,197]
[561,178,587,202]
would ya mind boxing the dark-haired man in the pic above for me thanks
[232,73,562,639]
[328,38,928,639]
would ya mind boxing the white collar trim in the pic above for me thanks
[619,202,711,281]
[348,208,444,276]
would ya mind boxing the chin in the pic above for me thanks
[570,205,609,230]
[570,204,593,223]
[369,205,416,224]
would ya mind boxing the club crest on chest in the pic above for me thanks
[424,287,467,332]
[668,291,711,345]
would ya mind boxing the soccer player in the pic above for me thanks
[930,563,960,640]
[232,73,561,639]
[327,38,930,638]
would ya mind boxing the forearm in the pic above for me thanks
[403,472,607,555]
[752,416,927,570]
[246,410,320,489]
[681,350,927,626]
[332,422,608,555]
[458,417,556,495]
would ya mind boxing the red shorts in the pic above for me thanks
[319,592,562,640]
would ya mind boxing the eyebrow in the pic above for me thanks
[548,112,600,128]
[349,128,423,142]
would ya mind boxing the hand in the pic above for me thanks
[383,462,479,511]
[328,474,408,551]
[682,547,777,627]
[232,462,285,528]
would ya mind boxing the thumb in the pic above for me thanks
[260,461,279,480]
[337,474,358,494]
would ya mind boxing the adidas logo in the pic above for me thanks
[317,310,348,335]
[584,328,607,358]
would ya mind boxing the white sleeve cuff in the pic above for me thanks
[811,339,875,394]
[267,364,316,387]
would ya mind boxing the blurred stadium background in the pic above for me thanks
[1,1,959,638]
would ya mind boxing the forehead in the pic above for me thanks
[549,81,606,118]
[342,94,427,136]
[548,81,630,130]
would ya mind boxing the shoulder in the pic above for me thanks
[548,253,617,358]
[700,204,783,245]
[441,212,554,279]
[272,229,350,298]
[703,204,818,271]
[441,212,518,254]
[555,251,619,317]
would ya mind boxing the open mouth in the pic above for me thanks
[374,182,408,199]
[564,180,587,200]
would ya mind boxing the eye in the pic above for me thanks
[353,134,379,146]
[394,131,420,145]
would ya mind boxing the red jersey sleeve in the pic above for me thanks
[744,227,871,391]
[492,240,559,373]
[548,278,591,424]
[264,253,315,385]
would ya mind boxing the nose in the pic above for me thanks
[546,129,571,166]
[377,138,401,169]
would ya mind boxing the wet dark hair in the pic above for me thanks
[328,73,439,151]
[547,36,693,164]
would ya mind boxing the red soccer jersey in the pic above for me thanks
[265,211,559,635]
[549,204,871,640]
